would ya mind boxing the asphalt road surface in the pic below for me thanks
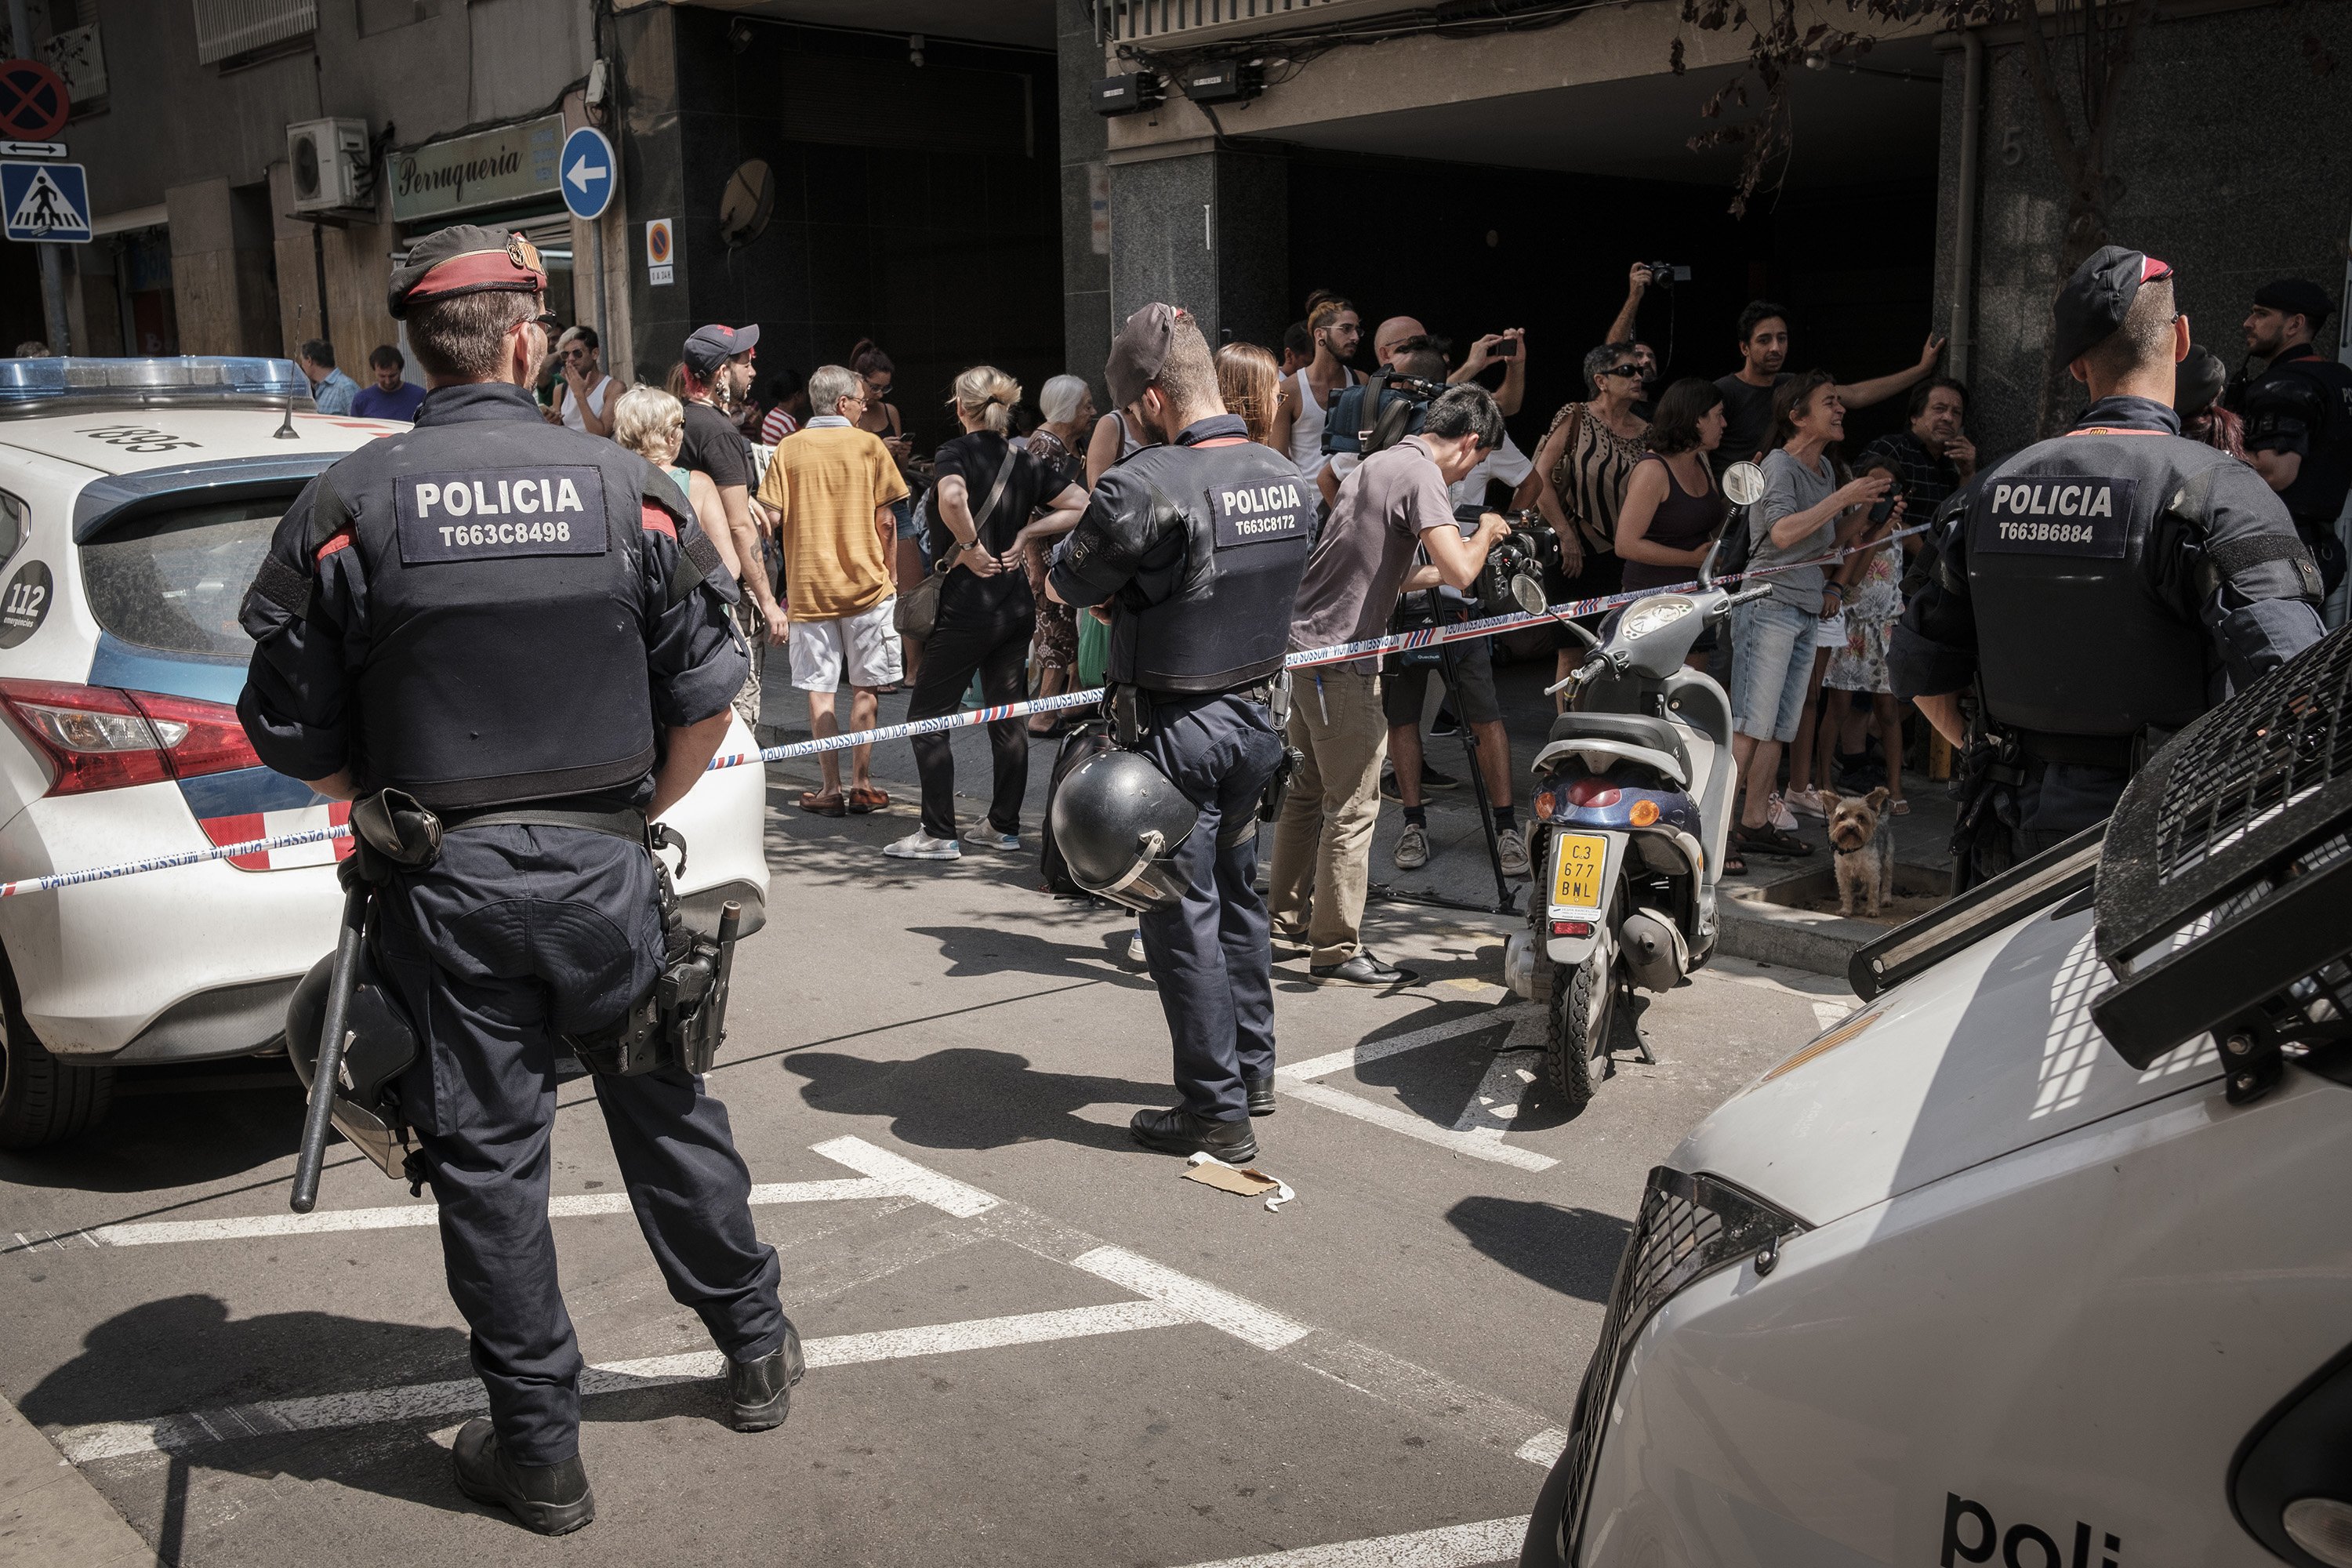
[0,775,1846,1567]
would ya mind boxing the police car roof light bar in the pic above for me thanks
[0,357,313,419]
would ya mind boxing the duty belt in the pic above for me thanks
[2010,728,2138,771]
[1108,678,1281,746]
[439,800,650,843]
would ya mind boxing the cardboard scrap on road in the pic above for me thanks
[1184,1152,1296,1212]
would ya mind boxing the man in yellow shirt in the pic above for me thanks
[756,363,911,815]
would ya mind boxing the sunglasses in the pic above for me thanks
[1602,365,1642,379]
[514,312,560,336]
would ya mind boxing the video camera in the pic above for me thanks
[1473,507,1562,615]
[1642,262,1693,289]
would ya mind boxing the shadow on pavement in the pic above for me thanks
[906,924,1155,992]
[1445,1196,1631,1302]
[784,1047,1171,1156]
[0,1064,305,1195]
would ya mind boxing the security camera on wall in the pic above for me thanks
[287,118,373,213]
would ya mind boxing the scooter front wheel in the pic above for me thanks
[1544,950,1617,1112]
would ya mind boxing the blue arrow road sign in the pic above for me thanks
[2,158,87,242]
[559,126,615,222]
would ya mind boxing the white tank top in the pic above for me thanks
[1287,368,1346,477]
[560,374,612,434]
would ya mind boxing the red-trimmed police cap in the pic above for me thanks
[2253,277,2336,326]
[388,225,547,320]
[2052,245,2173,367]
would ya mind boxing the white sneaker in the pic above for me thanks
[1393,821,1431,870]
[1788,787,1828,819]
[884,831,961,861]
[1497,825,1531,878]
[961,824,1021,851]
[1766,793,1800,833]
[1127,931,1148,965]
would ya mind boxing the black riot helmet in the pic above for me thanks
[285,946,419,1181]
[1047,750,1201,913]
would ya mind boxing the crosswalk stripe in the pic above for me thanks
[64,1174,935,1250]
[1173,1515,1530,1568]
[1278,1008,1527,1085]
[1277,1080,1559,1172]
[53,1301,1192,1463]
[1072,1246,1310,1352]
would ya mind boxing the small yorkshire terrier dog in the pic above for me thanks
[1828,786,1895,917]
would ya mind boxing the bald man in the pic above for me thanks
[1374,315,1524,416]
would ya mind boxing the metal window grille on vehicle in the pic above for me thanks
[1550,1165,1805,1563]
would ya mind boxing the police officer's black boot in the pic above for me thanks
[1131,1105,1259,1163]
[451,1418,595,1536]
[1244,1076,1276,1117]
[728,1320,806,1432]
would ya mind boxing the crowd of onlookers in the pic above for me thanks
[288,258,2303,977]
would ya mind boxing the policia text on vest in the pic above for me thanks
[232,223,798,1534]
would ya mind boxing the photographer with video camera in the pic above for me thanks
[1269,385,1513,985]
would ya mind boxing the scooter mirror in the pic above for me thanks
[1698,535,1722,590]
[1722,460,1766,507]
[1511,574,1548,615]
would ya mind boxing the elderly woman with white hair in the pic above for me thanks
[1017,374,1095,733]
[612,383,759,724]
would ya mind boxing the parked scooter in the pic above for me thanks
[1503,461,1773,1108]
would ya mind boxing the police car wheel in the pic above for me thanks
[1544,955,1609,1112]
[0,946,112,1150]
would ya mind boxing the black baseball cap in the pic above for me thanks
[387,225,546,320]
[1107,303,1179,409]
[2253,278,2336,326]
[2052,245,2173,368]
[683,323,760,374]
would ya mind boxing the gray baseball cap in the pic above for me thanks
[1106,303,1178,409]
[683,322,760,374]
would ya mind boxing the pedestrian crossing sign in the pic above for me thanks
[1,159,88,242]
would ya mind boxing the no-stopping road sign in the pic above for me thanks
[0,60,67,143]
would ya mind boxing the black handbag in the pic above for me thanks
[895,444,1017,639]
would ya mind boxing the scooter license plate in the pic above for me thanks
[1551,832,1606,913]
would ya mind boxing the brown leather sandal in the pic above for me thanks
[798,789,847,818]
[848,786,891,814]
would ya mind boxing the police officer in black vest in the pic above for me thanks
[238,227,794,1535]
[1893,245,2326,887]
[2227,276,2352,597]
[1047,303,1312,1165]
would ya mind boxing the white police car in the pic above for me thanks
[0,359,770,1148]
[1523,627,2352,1567]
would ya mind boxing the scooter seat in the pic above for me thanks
[1544,713,1692,784]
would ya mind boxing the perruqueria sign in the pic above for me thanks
[389,113,564,224]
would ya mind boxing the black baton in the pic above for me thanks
[291,880,370,1214]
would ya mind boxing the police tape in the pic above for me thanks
[696,521,1930,773]
[0,524,1926,898]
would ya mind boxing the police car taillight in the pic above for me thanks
[0,680,260,795]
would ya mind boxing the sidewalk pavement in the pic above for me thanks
[0,1392,151,1567]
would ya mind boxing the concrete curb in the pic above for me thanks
[1716,891,1881,982]
[0,1392,154,1567]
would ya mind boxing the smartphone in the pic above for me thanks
[1867,476,1905,527]
[1490,339,1519,359]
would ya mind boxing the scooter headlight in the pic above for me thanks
[1621,596,1694,641]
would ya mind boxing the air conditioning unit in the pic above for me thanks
[287,118,372,212]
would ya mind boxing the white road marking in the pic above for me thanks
[1512,1428,1568,1467]
[1174,1515,1530,1568]
[1279,1080,1558,1172]
[49,1142,1569,1487]
[55,1302,1189,1462]
[67,1175,917,1250]
[809,1134,999,1218]
[1278,1007,1529,1083]
[1073,1246,1310,1352]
